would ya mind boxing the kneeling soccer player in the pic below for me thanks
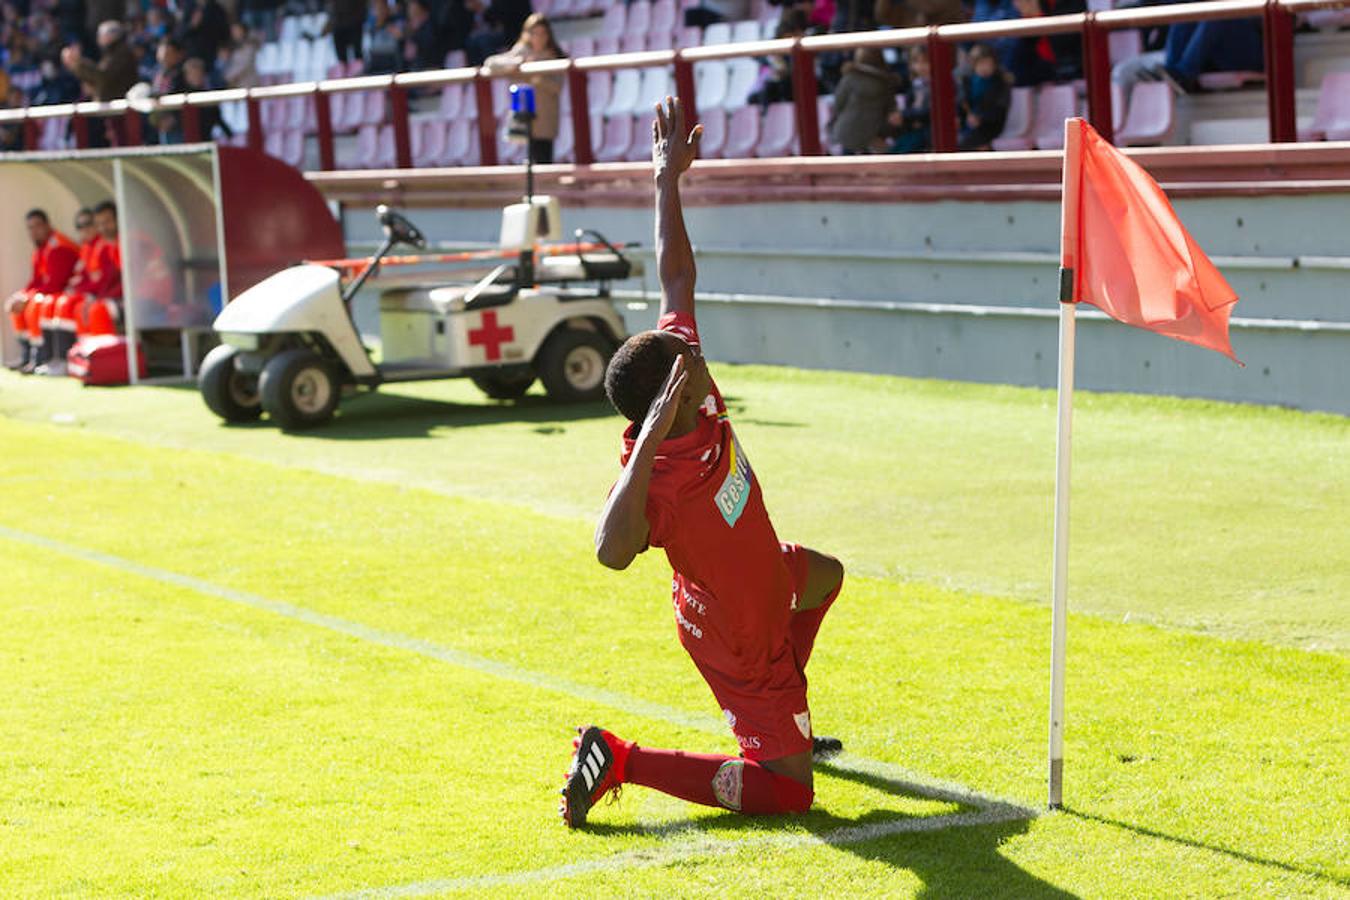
[560,97,845,827]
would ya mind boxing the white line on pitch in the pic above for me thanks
[0,524,1037,889]
[317,804,1031,899]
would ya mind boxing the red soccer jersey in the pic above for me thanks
[66,237,101,294]
[619,312,797,681]
[26,231,79,293]
[83,237,123,299]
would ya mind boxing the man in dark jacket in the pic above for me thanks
[61,20,138,101]
[326,0,367,64]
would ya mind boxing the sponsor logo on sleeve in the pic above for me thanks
[714,434,754,528]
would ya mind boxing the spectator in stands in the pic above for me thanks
[31,55,81,106]
[486,12,563,163]
[179,0,231,65]
[1161,17,1263,94]
[1003,0,1084,87]
[183,56,232,139]
[149,36,188,144]
[325,0,366,65]
[144,6,172,42]
[61,20,138,102]
[0,84,24,151]
[829,46,900,154]
[685,0,751,27]
[890,45,932,153]
[747,9,809,109]
[466,0,534,67]
[239,0,281,41]
[6,208,79,373]
[957,43,1011,150]
[874,0,966,27]
[403,0,444,71]
[365,0,404,74]
[84,0,123,46]
[220,23,260,88]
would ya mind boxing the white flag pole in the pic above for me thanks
[1048,118,1083,811]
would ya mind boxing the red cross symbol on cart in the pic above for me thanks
[468,311,515,362]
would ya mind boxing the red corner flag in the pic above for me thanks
[1060,118,1241,363]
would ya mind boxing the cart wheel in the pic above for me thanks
[199,344,262,423]
[259,348,341,430]
[472,371,536,401]
[536,328,611,403]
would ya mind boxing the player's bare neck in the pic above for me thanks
[664,408,701,440]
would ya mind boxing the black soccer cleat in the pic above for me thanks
[559,725,627,828]
[812,735,844,761]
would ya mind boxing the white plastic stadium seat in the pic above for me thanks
[554,114,575,162]
[586,70,613,114]
[731,20,761,44]
[626,1,652,36]
[702,22,732,44]
[600,3,626,36]
[1108,29,1142,65]
[697,106,727,158]
[595,114,635,162]
[650,0,678,43]
[440,83,467,119]
[676,27,702,49]
[1298,71,1350,141]
[1031,83,1079,150]
[696,60,731,110]
[756,101,796,157]
[722,105,759,158]
[443,118,477,166]
[723,58,761,110]
[1117,81,1174,146]
[628,111,657,161]
[605,69,643,117]
[568,36,595,59]
[620,33,648,55]
[637,68,673,113]
[991,86,1036,150]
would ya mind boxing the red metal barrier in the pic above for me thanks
[673,53,700,142]
[315,90,335,170]
[792,42,822,156]
[567,66,594,165]
[1082,13,1115,144]
[181,105,202,144]
[1263,0,1298,142]
[926,28,958,153]
[246,98,263,154]
[474,75,499,166]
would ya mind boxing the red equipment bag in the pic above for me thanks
[67,335,148,386]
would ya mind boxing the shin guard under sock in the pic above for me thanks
[623,744,813,814]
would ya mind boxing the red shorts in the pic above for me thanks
[689,542,816,763]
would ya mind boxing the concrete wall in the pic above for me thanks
[342,191,1350,415]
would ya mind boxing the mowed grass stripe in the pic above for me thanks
[1,418,1346,897]
[0,544,994,898]
[0,522,1030,817]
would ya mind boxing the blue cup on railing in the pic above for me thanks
[510,83,536,116]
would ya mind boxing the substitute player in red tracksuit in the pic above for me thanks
[70,201,124,338]
[561,97,845,827]
[29,208,97,375]
[5,209,79,372]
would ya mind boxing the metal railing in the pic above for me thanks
[1,0,1346,166]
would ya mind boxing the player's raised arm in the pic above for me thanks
[652,96,702,321]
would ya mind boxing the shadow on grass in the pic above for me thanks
[1063,808,1347,887]
[211,391,618,440]
[583,761,1076,899]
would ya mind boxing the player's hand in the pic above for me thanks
[640,353,688,443]
[652,95,702,181]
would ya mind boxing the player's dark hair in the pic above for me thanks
[604,331,678,423]
[75,207,93,225]
[93,200,117,216]
[25,208,48,222]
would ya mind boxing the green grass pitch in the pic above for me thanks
[0,367,1346,897]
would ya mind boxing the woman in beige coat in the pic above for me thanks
[485,13,566,164]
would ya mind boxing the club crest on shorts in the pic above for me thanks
[711,759,744,811]
[794,711,812,740]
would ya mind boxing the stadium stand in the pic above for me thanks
[1,0,1348,168]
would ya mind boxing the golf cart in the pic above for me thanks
[198,197,637,430]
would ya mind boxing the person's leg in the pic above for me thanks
[83,298,120,336]
[529,139,554,165]
[563,726,814,823]
[24,294,49,366]
[1205,19,1264,73]
[784,544,844,671]
[1164,22,1202,79]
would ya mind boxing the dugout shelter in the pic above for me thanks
[0,144,344,381]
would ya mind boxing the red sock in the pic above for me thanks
[620,743,813,814]
[791,575,843,671]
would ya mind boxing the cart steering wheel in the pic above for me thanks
[377,205,427,250]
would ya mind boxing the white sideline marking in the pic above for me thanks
[0,525,1037,891]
